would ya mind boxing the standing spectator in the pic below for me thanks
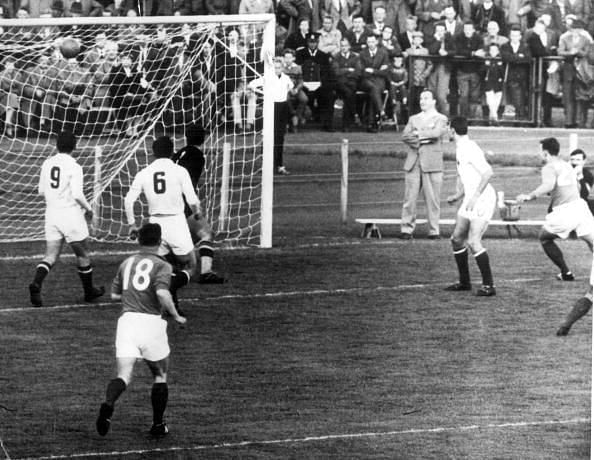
[386,0,415,38]
[20,53,55,134]
[427,21,455,115]
[400,89,448,239]
[454,20,485,118]
[366,5,388,36]
[473,0,506,35]
[500,25,532,119]
[415,0,451,40]
[483,43,505,124]
[0,55,23,137]
[569,148,594,214]
[238,0,275,44]
[176,0,207,15]
[557,17,593,128]
[205,0,230,15]
[406,31,434,114]
[379,25,403,57]
[358,33,390,132]
[575,33,594,128]
[386,54,408,121]
[286,18,311,52]
[296,32,335,131]
[318,15,343,55]
[248,59,295,174]
[283,48,309,131]
[398,14,418,52]
[443,5,464,37]
[303,0,323,31]
[482,20,508,47]
[332,37,362,131]
[0,1,12,17]
[277,0,311,35]
[321,0,361,36]
[344,15,371,52]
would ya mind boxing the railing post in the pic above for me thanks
[340,139,349,224]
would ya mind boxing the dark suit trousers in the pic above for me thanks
[359,76,386,120]
[506,80,528,119]
[336,80,358,127]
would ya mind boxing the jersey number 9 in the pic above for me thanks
[153,172,166,194]
[122,258,154,291]
[50,166,60,189]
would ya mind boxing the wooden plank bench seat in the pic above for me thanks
[355,218,546,238]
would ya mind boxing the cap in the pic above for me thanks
[306,32,320,42]
[51,0,64,11]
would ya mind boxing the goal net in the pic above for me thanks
[0,14,275,247]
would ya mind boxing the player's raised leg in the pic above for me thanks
[29,239,63,307]
[445,215,472,291]
[468,218,495,296]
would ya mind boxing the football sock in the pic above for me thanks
[541,240,569,274]
[151,383,168,425]
[561,297,592,330]
[32,261,52,286]
[105,378,127,407]
[453,247,470,285]
[474,249,493,286]
[198,240,214,274]
[77,265,94,293]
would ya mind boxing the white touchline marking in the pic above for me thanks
[0,277,550,313]
[15,418,590,460]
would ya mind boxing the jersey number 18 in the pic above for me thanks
[122,258,154,291]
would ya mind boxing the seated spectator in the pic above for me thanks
[483,43,505,124]
[482,20,508,48]
[398,15,419,54]
[379,25,403,58]
[285,18,310,53]
[405,31,433,114]
[500,25,532,120]
[358,33,389,132]
[277,0,311,35]
[473,0,506,35]
[321,0,360,36]
[386,54,408,122]
[344,15,370,53]
[366,5,388,37]
[0,55,24,137]
[415,0,449,41]
[296,32,335,131]
[282,48,308,131]
[427,21,455,115]
[317,15,342,56]
[332,37,362,131]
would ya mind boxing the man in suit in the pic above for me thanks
[286,18,311,52]
[332,37,362,130]
[473,0,506,35]
[443,5,464,36]
[400,89,449,239]
[344,15,370,52]
[500,25,532,119]
[358,33,390,132]
[398,14,418,53]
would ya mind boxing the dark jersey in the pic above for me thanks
[112,252,172,316]
[172,145,205,217]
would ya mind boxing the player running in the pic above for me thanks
[124,136,199,310]
[172,124,224,284]
[28,131,104,307]
[445,117,497,296]
[516,137,594,281]
[96,223,186,438]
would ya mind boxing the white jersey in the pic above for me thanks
[127,158,199,216]
[456,137,492,198]
[39,153,87,210]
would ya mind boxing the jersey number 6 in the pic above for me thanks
[153,172,166,194]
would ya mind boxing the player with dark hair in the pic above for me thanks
[445,117,497,296]
[517,137,594,281]
[569,148,594,215]
[96,222,186,438]
[172,124,224,284]
[124,135,200,310]
[28,131,104,307]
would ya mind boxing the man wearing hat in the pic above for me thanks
[558,16,593,128]
[296,31,336,131]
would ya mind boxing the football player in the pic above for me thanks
[96,223,186,438]
[445,117,497,296]
[172,124,224,284]
[28,131,104,307]
[517,137,594,281]
[124,136,199,310]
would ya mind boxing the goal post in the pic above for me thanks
[0,13,275,248]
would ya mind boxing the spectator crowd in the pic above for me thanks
[0,0,593,137]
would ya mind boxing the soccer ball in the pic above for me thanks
[60,38,81,59]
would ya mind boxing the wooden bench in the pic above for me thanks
[355,218,546,239]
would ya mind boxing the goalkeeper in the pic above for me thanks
[172,124,225,284]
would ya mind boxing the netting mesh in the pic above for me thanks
[0,17,271,246]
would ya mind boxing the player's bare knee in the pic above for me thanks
[450,234,466,250]
[468,239,484,255]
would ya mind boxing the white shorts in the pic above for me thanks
[457,186,496,222]
[45,206,89,243]
[115,312,170,361]
[149,214,194,256]
[544,199,594,239]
